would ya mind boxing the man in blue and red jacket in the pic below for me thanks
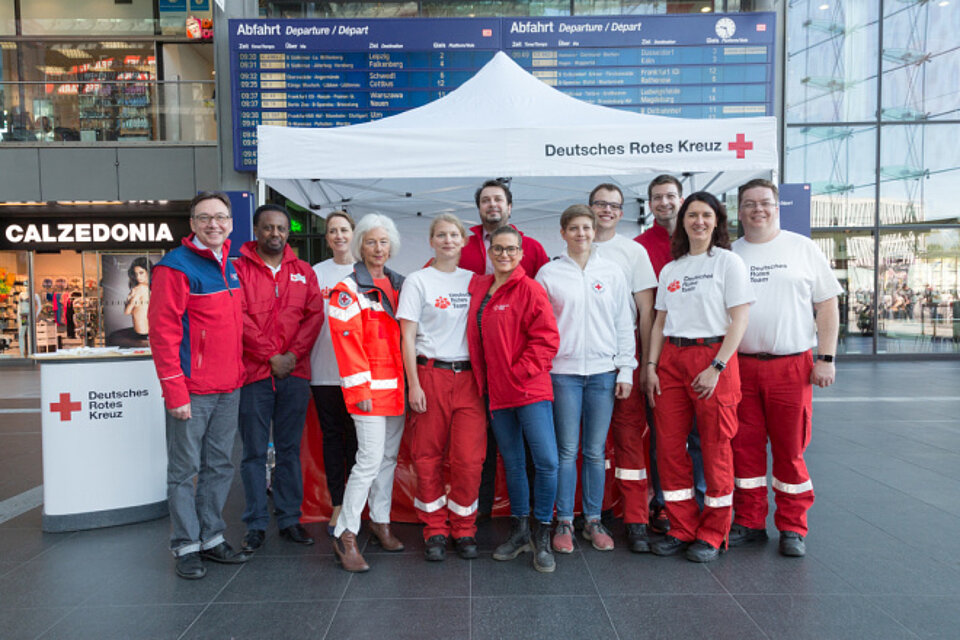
[149,191,249,580]
[234,204,324,553]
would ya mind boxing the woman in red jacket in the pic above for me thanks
[328,213,406,573]
[466,226,560,573]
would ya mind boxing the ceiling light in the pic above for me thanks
[99,42,133,49]
[700,6,712,12]
[938,1,949,6]
[0,41,16,50]
[819,3,829,9]
[36,65,67,75]
[53,48,92,59]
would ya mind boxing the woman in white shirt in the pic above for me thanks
[644,191,753,563]
[309,211,358,536]
[535,205,635,554]
[398,214,487,562]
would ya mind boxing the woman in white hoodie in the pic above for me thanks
[535,204,636,554]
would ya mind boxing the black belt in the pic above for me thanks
[739,351,805,360]
[416,356,472,372]
[668,336,724,347]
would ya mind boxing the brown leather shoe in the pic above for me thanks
[368,521,405,552]
[333,531,369,572]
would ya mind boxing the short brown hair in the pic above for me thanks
[189,191,231,217]
[560,204,597,230]
[647,174,683,201]
[474,179,512,207]
[588,183,623,206]
[737,178,778,205]
[670,191,730,259]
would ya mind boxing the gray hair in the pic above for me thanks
[351,213,401,261]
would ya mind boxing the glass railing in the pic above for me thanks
[0,80,216,143]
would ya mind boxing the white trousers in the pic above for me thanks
[334,413,405,537]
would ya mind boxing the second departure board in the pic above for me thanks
[230,13,775,171]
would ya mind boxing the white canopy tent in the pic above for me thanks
[257,52,779,273]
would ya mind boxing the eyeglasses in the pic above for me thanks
[193,214,231,224]
[489,245,520,256]
[741,200,778,211]
[590,200,623,211]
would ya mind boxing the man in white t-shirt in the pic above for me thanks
[588,183,658,552]
[731,178,842,558]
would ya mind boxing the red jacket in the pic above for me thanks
[467,267,560,411]
[148,235,245,409]
[328,262,406,416]
[459,224,550,278]
[634,223,673,278]
[235,242,324,385]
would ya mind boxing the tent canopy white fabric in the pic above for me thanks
[257,51,778,273]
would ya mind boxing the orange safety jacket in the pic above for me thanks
[328,262,405,416]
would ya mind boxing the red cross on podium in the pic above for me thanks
[50,393,82,421]
[728,133,754,159]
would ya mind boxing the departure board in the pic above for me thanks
[229,14,775,171]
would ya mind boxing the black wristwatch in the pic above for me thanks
[710,358,726,373]
[816,354,835,363]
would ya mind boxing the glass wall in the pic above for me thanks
[785,0,960,355]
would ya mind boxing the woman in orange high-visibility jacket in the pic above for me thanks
[328,213,406,573]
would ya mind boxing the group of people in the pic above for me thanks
[148,174,841,580]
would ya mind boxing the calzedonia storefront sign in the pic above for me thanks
[0,215,191,251]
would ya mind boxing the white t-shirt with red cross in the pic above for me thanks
[397,266,473,361]
[309,259,355,385]
[733,230,842,354]
[655,247,754,338]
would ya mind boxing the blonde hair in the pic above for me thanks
[429,214,468,244]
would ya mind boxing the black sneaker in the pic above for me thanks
[493,517,531,561]
[532,522,555,573]
[454,536,478,560]
[242,529,265,553]
[175,552,206,580]
[425,535,447,562]
[728,523,768,547]
[779,531,806,557]
[651,535,688,557]
[685,539,721,563]
[626,523,651,554]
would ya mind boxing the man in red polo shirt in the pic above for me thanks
[634,174,706,532]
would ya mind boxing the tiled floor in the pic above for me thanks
[0,361,958,639]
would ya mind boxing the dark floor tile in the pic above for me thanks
[737,594,917,639]
[870,595,960,639]
[471,550,597,597]
[342,552,470,599]
[473,595,615,639]
[229,521,337,558]
[0,397,41,409]
[39,604,203,640]
[604,594,767,640]
[0,506,43,529]
[214,555,351,603]
[182,601,337,640]
[326,598,469,640]
[706,544,856,594]
[0,545,126,609]
[0,607,71,640]
[0,528,69,563]
[582,546,726,596]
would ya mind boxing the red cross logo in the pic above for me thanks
[50,392,82,421]
[728,133,754,159]
[667,280,681,292]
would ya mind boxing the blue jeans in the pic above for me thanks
[166,390,240,556]
[239,376,311,531]
[489,400,559,524]
[552,372,616,521]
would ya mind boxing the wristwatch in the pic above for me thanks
[816,354,835,363]
[710,358,726,372]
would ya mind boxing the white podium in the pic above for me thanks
[38,354,168,532]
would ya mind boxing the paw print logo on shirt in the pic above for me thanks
[434,296,451,309]
[667,280,681,292]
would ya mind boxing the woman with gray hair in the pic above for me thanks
[328,213,406,572]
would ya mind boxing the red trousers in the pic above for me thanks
[733,352,815,535]
[653,342,739,549]
[609,364,649,524]
[410,364,487,540]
